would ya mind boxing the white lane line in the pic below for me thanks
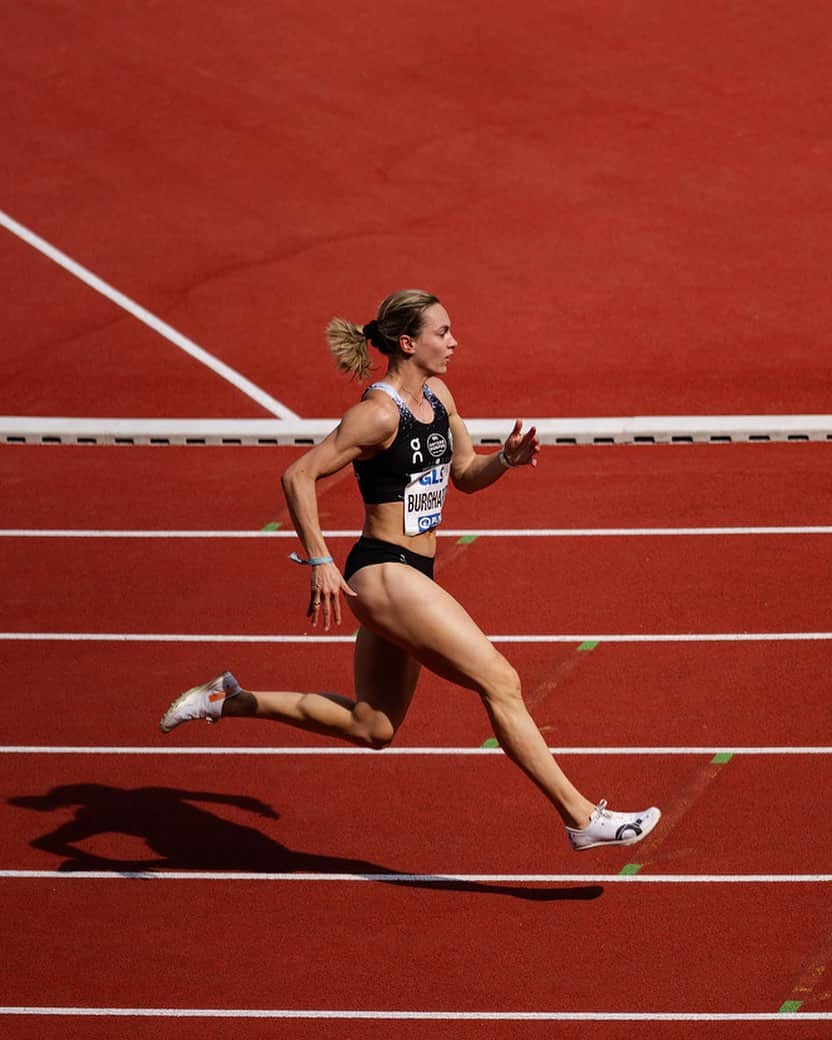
[5,413,832,445]
[2,632,831,644]
[2,745,830,756]
[0,871,829,883]
[2,526,832,538]
[0,1007,828,1021]
[0,209,299,420]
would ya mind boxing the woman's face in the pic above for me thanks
[407,303,457,375]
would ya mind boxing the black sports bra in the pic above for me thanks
[353,382,454,534]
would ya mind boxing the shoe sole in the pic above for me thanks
[571,808,662,851]
[159,676,223,734]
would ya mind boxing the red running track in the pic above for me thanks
[2,754,830,876]
[3,1021,830,1040]
[3,3,832,419]
[2,443,832,531]
[3,444,832,1035]
[5,0,832,1029]
[4,476,831,1031]
[2,532,829,636]
[3,640,831,750]
[2,876,830,1016]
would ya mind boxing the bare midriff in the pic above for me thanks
[362,501,438,557]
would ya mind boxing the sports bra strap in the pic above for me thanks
[365,381,405,408]
[365,381,431,410]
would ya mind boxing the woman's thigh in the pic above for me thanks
[353,625,421,731]
[348,562,510,695]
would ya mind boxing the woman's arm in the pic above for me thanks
[430,379,540,494]
[281,398,397,629]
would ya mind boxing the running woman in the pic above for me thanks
[160,289,660,851]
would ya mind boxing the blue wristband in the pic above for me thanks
[289,552,334,566]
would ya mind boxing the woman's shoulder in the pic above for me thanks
[338,391,400,451]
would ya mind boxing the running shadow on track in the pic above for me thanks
[9,783,602,903]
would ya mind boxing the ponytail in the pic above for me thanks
[325,317,372,381]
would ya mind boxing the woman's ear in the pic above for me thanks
[399,335,416,356]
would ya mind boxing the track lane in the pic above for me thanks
[2,1019,830,1040]
[2,878,829,1015]
[0,754,683,877]
[4,3,832,417]
[5,0,832,1029]
[2,640,831,751]
[2,444,832,531]
[2,754,828,875]
[2,534,829,635]
[0,238,269,420]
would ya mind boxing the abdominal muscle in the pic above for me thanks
[361,501,438,558]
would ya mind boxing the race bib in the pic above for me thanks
[404,463,451,535]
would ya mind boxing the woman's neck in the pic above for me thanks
[384,366,426,404]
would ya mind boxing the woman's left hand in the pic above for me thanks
[502,419,540,467]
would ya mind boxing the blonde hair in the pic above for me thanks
[326,289,440,381]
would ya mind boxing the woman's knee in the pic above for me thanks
[480,656,523,707]
[350,702,396,750]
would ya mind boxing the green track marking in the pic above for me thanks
[457,534,479,545]
[481,738,500,749]
[619,863,643,876]
[778,1001,803,1014]
[711,752,733,764]
[577,640,598,652]
[261,521,282,531]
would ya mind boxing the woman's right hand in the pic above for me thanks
[307,562,357,631]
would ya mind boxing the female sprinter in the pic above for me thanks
[160,289,660,851]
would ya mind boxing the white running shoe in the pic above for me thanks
[159,672,240,733]
[566,800,661,851]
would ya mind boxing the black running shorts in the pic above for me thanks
[344,536,435,583]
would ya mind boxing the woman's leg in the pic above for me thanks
[161,560,658,843]
[214,624,421,749]
[347,563,597,829]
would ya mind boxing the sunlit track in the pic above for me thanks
[6,0,832,1029]
[0,210,300,421]
[3,526,832,537]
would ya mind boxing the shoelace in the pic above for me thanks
[594,799,609,819]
